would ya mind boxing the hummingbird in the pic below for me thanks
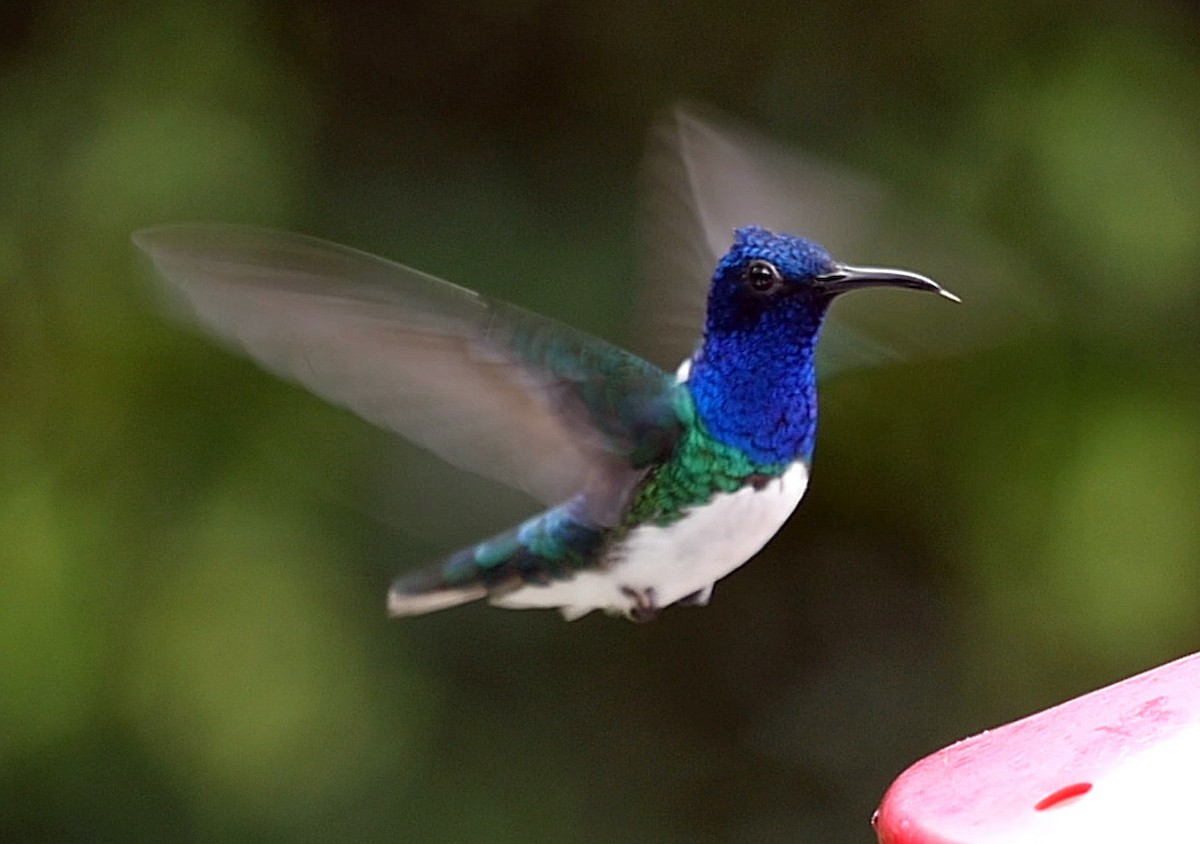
[134,111,959,623]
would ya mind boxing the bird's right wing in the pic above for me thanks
[136,225,682,512]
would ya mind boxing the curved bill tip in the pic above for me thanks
[816,264,960,303]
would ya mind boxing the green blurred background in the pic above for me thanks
[4,1,1200,841]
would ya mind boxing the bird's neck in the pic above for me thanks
[686,302,826,466]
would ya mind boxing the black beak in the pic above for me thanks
[814,264,960,302]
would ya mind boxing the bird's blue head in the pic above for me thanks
[688,226,952,465]
[705,226,952,335]
[705,226,838,338]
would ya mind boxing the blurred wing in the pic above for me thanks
[136,225,680,508]
[637,105,1039,377]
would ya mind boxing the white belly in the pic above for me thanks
[492,462,809,620]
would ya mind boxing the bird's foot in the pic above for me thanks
[620,586,660,623]
[746,472,774,491]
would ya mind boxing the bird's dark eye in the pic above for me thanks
[745,260,782,293]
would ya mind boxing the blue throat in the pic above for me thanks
[687,292,828,466]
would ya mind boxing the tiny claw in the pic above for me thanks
[938,288,963,304]
[620,586,660,623]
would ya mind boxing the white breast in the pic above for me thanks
[492,462,809,620]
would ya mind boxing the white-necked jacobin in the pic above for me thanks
[135,110,958,622]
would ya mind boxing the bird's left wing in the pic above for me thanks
[636,105,1038,377]
[135,225,681,511]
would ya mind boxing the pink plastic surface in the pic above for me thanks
[874,651,1200,843]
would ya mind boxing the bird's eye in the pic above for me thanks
[745,260,782,293]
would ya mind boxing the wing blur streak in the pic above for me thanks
[135,225,679,511]
[637,105,1039,376]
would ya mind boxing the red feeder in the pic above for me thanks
[875,651,1200,843]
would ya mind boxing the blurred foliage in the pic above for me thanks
[3,0,1200,841]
